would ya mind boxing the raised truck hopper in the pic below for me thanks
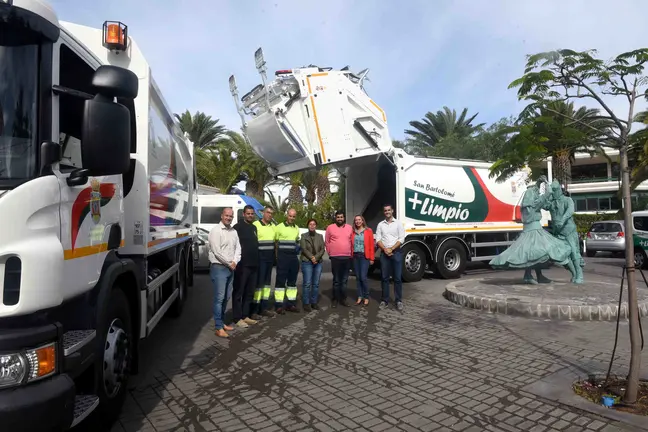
[229,48,394,176]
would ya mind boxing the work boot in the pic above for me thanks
[250,314,263,321]
[261,310,276,318]
[340,299,350,307]
[303,305,312,313]
[276,307,286,315]
[311,304,320,310]
[286,305,300,313]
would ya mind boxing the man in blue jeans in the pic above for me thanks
[375,204,406,311]
[208,207,241,338]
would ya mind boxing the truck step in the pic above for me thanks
[63,330,96,357]
[70,395,99,428]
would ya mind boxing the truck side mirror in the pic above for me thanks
[81,65,138,177]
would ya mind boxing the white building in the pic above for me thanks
[544,149,648,214]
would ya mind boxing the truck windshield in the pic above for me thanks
[0,44,38,186]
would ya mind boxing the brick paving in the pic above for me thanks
[106,257,647,432]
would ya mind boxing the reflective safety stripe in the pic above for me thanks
[286,286,298,301]
[274,288,286,302]
[259,245,274,250]
[278,244,296,250]
[253,288,263,303]
[262,286,272,300]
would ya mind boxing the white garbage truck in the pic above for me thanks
[229,49,550,281]
[0,1,196,430]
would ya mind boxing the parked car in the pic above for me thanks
[585,220,626,257]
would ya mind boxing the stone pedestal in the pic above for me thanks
[444,273,648,321]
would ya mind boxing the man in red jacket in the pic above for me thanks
[325,211,354,307]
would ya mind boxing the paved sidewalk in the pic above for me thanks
[106,257,648,432]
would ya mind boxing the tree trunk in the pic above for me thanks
[620,146,642,404]
[288,184,303,205]
[553,151,572,190]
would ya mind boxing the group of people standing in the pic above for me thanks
[207,204,406,338]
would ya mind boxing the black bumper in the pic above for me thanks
[0,322,75,431]
[0,374,75,432]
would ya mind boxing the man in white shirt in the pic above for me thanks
[208,207,241,338]
[375,204,406,311]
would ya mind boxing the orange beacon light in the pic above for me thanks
[102,21,128,52]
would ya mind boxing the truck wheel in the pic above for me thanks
[401,243,426,282]
[586,250,596,257]
[91,288,132,427]
[635,249,647,269]
[435,240,467,279]
[169,252,187,318]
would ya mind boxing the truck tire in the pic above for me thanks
[91,288,132,428]
[401,243,426,282]
[586,250,596,257]
[435,240,467,279]
[169,252,187,318]
[635,249,647,269]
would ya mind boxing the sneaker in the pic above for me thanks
[243,317,258,325]
[303,305,312,312]
[250,314,263,321]
[311,304,320,310]
[236,319,249,328]
[379,301,388,310]
[396,301,404,311]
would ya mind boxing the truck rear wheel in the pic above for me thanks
[435,240,467,279]
[401,243,426,282]
[90,288,132,428]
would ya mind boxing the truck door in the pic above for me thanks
[54,40,124,298]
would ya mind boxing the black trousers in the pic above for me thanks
[233,265,258,321]
[330,256,351,301]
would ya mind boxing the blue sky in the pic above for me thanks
[50,0,648,141]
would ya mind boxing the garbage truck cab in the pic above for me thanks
[0,1,196,430]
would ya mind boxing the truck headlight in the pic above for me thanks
[0,343,57,389]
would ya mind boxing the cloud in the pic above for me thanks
[50,0,648,142]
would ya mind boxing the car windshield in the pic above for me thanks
[591,222,622,233]
[0,44,39,187]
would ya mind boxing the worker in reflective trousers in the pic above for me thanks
[252,206,277,318]
[274,208,301,314]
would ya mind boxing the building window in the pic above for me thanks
[571,163,608,182]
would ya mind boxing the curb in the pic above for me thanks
[444,280,648,321]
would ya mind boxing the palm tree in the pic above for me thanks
[490,101,613,186]
[404,107,485,151]
[264,189,289,214]
[195,145,245,192]
[271,172,305,205]
[315,166,332,203]
[175,110,226,149]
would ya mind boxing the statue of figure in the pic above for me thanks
[547,180,584,284]
[489,177,574,284]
